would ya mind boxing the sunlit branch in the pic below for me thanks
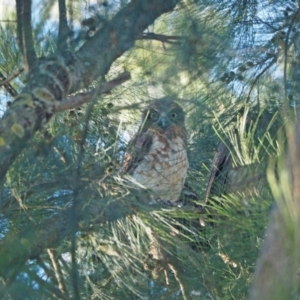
[168,263,188,300]
[54,71,131,113]
[47,249,69,296]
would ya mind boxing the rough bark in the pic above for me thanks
[0,0,179,180]
[0,0,179,283]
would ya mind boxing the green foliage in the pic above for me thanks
[0,0,298,299]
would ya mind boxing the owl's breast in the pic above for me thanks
[132,133,188,202]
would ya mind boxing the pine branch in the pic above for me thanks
[0,70,21,97]
[26,268,70,300]
[0,188,143,285]
[0,68,24,87]
[57,0,70,50]
[136,33,183,45]
[0,0,179,180]
[15,0,37,71]
[47,249,69,297]
[54,71,131,112]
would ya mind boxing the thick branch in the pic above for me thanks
[0,0,180,281]
[248,206,295,300]
[0,185,140,284]
[0,207,71,281]
[0,0,179,180]
[248,111,300,299]
[57,0,70,50]
[54,71,131,112]
[76,0,180,89]
[15,0,37,71]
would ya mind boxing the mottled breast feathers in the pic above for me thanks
[122,97,189,202]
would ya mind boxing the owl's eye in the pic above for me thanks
[170,112,178,119]
[150,111,159,120]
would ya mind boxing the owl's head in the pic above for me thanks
[141,97,185,131]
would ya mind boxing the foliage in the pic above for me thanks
[0,0,298,299]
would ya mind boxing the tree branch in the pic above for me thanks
[57,0,70,50]
[136,32,183,45]
[248,111,300,299]
[26,267,70,300]
[0,70,20,97]
[0,0,179,180]
[247,205,295,300]
[15,0,37,71]
[47,249,69,296]
[54,71,131,112]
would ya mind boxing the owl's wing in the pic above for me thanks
[122,131,153,175]
[205,142,231,203]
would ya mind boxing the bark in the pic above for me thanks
[247,205,297,300]
[0,0,179,180]
[248,112,300,299]
[0,0,180,282]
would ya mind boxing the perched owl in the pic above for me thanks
[122,97,189,203]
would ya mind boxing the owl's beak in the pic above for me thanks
[157,114,171,129]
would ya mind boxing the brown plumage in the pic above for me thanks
[122,97,188,202]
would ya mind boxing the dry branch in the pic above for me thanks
[54,71,131,112]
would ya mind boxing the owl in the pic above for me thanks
[122,97,189,203]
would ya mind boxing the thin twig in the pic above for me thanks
[0,70,18,97]
[168,263,188,300]
[246,56,277,102]
[0,19,17,23]
[54,71,131,112]
[26,268,70,300]
[0,68,24,87]
[255,16,279,31]
[36,257,58,283]
[136,33,183,45]
[48,249,69,296]
[68,82,108,300]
